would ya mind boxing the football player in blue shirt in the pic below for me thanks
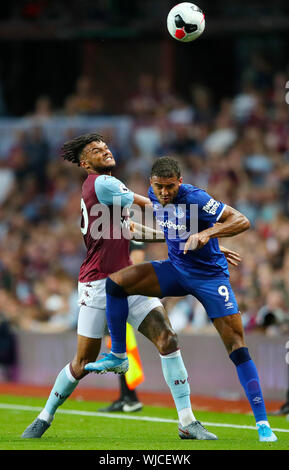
[85,156,277,442]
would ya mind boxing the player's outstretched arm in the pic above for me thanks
[130,221,165,243]
[184,206,250,253]
[131,193,161,239]
[133,194,152,208]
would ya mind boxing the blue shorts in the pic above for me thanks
[151,259,239,320]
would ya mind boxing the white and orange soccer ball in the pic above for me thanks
[167,2,205,42]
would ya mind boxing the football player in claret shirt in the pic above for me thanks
[86,156,277,443]
[22,134,221,440]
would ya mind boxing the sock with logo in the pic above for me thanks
[160,349,196,426]
[230,347,268,425]
[106,277,129,355]
[38,364,79,424]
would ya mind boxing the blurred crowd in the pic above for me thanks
[0,54,289,346]
[2,1,288,24]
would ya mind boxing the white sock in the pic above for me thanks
[111,351,127,359]
[38,408,54,424]
[256,420,270,428]
[178,407,196,426]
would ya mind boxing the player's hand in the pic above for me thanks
[219,246,242,266]
[183,232,210,254]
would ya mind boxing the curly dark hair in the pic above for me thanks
[151,157,181,179]
[60,132,103,166]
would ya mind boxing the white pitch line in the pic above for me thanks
[1,403,289,434]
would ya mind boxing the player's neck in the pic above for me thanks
[87,169,112,176]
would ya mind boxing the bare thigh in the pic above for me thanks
[71,335,102,380]
[110,261,162,297]
[213,313,246,355]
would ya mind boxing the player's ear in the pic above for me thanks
[179,177,183,184]
[80,159,88,169]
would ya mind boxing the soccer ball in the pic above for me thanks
[167,2,205,42]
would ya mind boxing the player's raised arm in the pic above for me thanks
[184,206,250,253]
[207,206,250,238]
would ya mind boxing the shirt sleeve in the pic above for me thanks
[188,188,226,223]
[147,186,154,201]
[94,175,134,207]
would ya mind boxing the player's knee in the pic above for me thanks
[226,334,246,356]
[71,357,94,380]
[106,276,128,297]
[157,329,179,355]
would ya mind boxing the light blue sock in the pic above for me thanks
[38,364,79,423]
[160,350,195,426]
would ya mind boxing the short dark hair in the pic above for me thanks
[151,157,181,179]
[60,132,103,166]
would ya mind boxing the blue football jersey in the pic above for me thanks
[148,183,229,277]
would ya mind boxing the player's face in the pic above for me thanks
[80,140,116,173]
[150,175,183,205]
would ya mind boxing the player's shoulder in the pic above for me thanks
[178,183,205,202]
[94,174,132,201]
[148,185,157,200]
[82,174,110,192]
[94,174,125,190]
[95,174,114,185]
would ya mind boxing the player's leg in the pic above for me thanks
[22,334,101,438]
[40,334,101,418]
[84,260,190,371]
[22,305,105,438]
[83,263,193,422]
[100,261,163,359]
[98,374,143,413]
[187,275,277,442]
[213,312,277,442]
[98,259,191,361]
[85,267,217,440]
[137,305,216,440]
[139,307,194,426]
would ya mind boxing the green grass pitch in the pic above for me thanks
[1,394,289,451]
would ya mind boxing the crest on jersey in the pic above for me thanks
[173,205,185,219]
